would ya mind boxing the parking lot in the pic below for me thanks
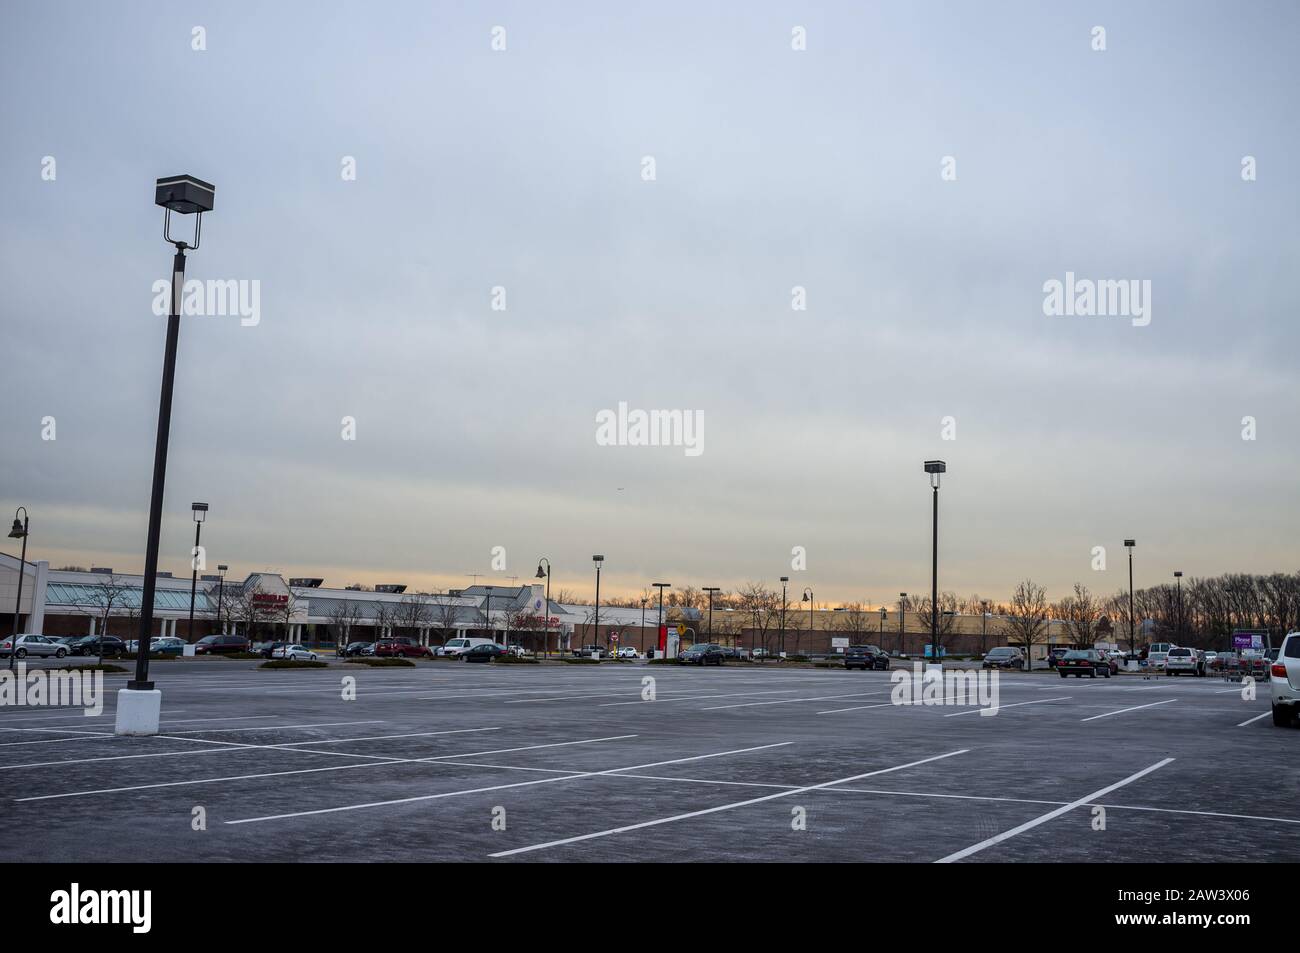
[3,661,1295,863]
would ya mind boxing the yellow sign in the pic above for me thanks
[676,624,686,637]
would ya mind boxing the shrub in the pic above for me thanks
[57,663,128,673]
[221,652,264,660]
[561,657,600,664]
[344,657,414,667]
[495,655,538,664]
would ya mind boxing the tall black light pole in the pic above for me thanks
[779,576,789,656]
[1124,539,1136,652]
[216,564,228,634]
[640,598,647,654]
[898,592,907,656]
[703,587,720,644]
[535,558,551,658]
[131,175,214,694]
[924,461,946,665]
[484,585,494,643]
[801,587,813,654]
[981,600,990,655]
[1173,570,1183,644]
[879,607,886,638]
[592,555,604,653]
[7,509,30,672]
[186,502,208,642]
[653,582,670,656]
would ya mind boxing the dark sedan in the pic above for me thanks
[844,644,890,671]
[1057,649,1111,678]
[67,635,127,658]
[194,634,250,655]
[464,643,508,663]
[678,643,725,666]
[343,641,374,657]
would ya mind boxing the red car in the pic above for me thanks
[373,638,432,658]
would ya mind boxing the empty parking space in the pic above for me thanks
[2,661,1294,862]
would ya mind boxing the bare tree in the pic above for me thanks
[429,593,461,646]
[396,594,434,644]
[1057,583,1100,648]
[736,582,778,657]
[328,599,364,648]
[910,592,959,656]
[80,574,130,662]
[372,599,399,641]
[1004,579,1050,670]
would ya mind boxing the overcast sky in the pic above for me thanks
[1,1,1296,606]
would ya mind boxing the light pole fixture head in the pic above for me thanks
[925,459,946,488]
[7,518,26,539]
[801,591,810,602]
[592,554,604,566]
[1174,571,1183,578]
[900,592,907,598]
[191,502,209,523]
[217,564,228,572]
[780,576,789,584]
[156,175,215,214]
[535,564,547,579]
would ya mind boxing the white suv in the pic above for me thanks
[1163,646,1200,676]
[1269,632,1300,727]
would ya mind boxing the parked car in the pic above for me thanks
[1269,632,1300,726]
[576,644,606,659]
[506,643,529,658]
[1057,648,1111,678]
[616,646,641,659]
[464,643,509,663]
[272,644,318,661]
[436,637,495,657]
[253,640,289,659]
[1164,646,1203,676]
[1146,642,1172,671]
[1047,648,1069,668]
[373,638,432,658]
[718,646,750,661]
[67,635,127,658]
[982,646,1024,670]
[343,641,374,657]
[844,644,890,671]
[678,642,725,666]
[752,648,771,659]
[127,635,186,656]
[193,634,250,655]
[0,634,70,659]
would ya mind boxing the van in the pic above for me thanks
[437,637,495,657]
[1147,642,1172,670]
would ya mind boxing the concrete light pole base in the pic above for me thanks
[114,688,162,735]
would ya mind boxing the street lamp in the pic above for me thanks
[653,582,670,656]
[801,587,813,654]
[1124,539,1136,652]
[186,502,208,643]
[980,599,990,655]
[216,564,228,634]
[484,584,494,643]
[703,587,721,643]
[535,558,551,658]
[898,592,907,656]
[592,555,604,653]
[924,460,946,665]
[779,576,789,656]
[879,606,887,637]
[640,597,648,654]
[7,509,29,673]
[1173,571,1183,643]
[126,175,214,729]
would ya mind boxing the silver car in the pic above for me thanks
[1269,632,1300,726]
[0,634,69,659]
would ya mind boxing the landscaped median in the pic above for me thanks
[343,657,414,668]
[258,659,329,670]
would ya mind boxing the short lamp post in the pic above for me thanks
[186,502,208,642]
[7,509,30,673]
[535,558,551,658]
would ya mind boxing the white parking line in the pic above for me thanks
[934,758,1174,863]
[816,702,896,715]
[700,690,891,711]
[1237,711,1271,727]
[1080,699,1178,722]
[599,690,800,708]
[16,734,635,801]
[225,742,796,825]
[488,748,969,858]
[944,696,1071,717]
